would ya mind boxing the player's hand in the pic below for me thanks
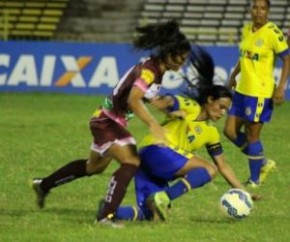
[149,123,168,145]
[169,110,186,118]
[272,87,285,106]
[250,193,262,201]
[150,96,174,110]
[227,76,237,90]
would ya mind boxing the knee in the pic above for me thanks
[206,164,218,179]
[121,155,141,167]
[126,156,141,167]
[245,134,259,143]
[86,160,108,175]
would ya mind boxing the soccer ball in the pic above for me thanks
[220,188,253,220]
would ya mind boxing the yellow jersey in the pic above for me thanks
[139,95,220,158]
[237,21,288,98]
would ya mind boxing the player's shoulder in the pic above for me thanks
[201,121,218,135]
[138,57,162,83]
[140,57,159,74]
[204,121,220,139]
[242,22,252,33]
[206,121,218,129]
[243,22,252,30]
[266,21,282,30]
[175,95,201,114]
[175,95,199,105]
[264,22,284,35]
[201,119,216,128]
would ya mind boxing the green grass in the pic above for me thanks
[1,93,290,242]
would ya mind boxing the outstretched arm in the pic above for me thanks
[212,153,261,201]
[212,153,245,189]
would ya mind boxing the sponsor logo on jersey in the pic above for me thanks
[240,49,259,61]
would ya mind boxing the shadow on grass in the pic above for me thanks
[43,208,95,216]
[0,208,39,217]
[0,208,94,219]
[189,216,234,224]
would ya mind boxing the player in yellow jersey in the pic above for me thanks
[287,28,290,48]
[32,20,191,227]
[115,85,260,221]
[224,0,290,187]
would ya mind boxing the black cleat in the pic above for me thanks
[32,178,48,209]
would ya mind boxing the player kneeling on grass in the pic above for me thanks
[115,85,260,221]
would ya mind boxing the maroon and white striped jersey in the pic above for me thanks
[96,56,164,126]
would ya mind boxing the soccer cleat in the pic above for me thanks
[32,178,48,209]
[96,200,124,228]
[96,199,106,221]
[97,213,124,228]
[244,179,261,189]
[147,191,170,221]
[259,159,276,183]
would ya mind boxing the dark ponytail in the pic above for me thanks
[181,46,232,104]
[133,19,191,56]
[182,45,215,99]
[197,85,232,105]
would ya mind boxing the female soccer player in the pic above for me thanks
[287,28,290,47]
[223,0,290,187]
[32,20,191,227]
[114,85,259,221]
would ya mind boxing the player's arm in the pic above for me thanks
[207,144,260,200]
[272,51,290,105]
[128,86,167,144]
[227,60,240,90]
[149,95,186,118]
[149,94,196,118]
[272,27,290,105]
[149,95,175,112]
[206,143,244,189]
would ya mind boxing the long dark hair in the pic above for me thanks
[181,46,232,104]
[197,85,232,105]
[182,45,215,98]
[133,19,191,59]
[188,45,215,88]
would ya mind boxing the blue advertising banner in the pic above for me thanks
[0,41,289,98]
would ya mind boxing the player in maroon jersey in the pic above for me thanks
[32,19,191,227]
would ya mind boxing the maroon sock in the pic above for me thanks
[41,159,88,193]
[98,163,138,220]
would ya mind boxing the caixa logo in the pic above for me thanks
[0,53,216,91]
[0,54,120,88]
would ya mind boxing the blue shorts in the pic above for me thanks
[134,145,188,219]
[139,145,188,180]
[228,91,273,122]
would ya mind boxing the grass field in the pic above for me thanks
[1,92,290,242]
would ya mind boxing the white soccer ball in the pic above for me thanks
[220,188,253,220]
